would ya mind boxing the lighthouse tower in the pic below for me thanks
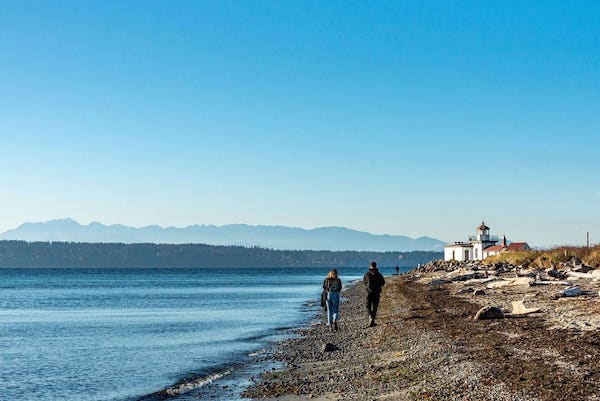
[469,222,499,260]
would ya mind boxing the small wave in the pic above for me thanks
[138,368,233,400]
[248,348,266,357]
[240,325,294,343]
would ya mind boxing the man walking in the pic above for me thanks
[363,261,385,327]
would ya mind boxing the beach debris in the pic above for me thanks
[567,271,597,280]
[545,268,567,279]
[510,300,541,315]
[474,306,504,320]
[464,276,498,285]
[515,268,537,278]
[443,269,489,282]
[572,263,593,273]
[531,280,572,286]
[486,277,534,289]
[474,289,486,296]
[558,286,583,298]
[321,342,337,352]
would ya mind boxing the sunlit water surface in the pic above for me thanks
[0,267,407,401]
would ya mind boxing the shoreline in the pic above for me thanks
[244,266,600,400]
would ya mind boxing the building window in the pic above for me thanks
[475,249,478,259]
[465,250,469,260]
[452,250,455,260]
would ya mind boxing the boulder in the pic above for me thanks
[450,273,481,282]
[546,268,567,279]
[455,287,474,295]
[473,306,504,320]
[474,289,486,296]
[321,342,337,352]
[559,286,583,297]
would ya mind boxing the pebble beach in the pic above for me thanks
[244,262,600,401]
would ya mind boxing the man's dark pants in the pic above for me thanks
[366,292,380,320]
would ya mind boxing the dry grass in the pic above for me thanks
[482,245,600,268]
[482,250,541,268]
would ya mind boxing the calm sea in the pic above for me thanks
[0,266,408,401]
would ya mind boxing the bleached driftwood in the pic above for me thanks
[510,300,541,315]
[486,277,534,289]
[530,280,572,286]
[567,271,595,280]
[463,277,499,285]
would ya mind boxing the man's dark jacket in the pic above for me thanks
[363,268,385,294]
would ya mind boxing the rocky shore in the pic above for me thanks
[244,262,600,401]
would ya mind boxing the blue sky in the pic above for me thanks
[1,1,599,247]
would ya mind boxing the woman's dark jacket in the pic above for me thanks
[323,277,342,293]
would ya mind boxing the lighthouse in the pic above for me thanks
[444,221,499,261]
[468,222,499,260]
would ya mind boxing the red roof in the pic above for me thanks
[483,245,505,253]
[507,242,530,251]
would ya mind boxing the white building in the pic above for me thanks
[443,242,474,262]
[444,222,499,261]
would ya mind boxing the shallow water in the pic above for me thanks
[0,267,410,401]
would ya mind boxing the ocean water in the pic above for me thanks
[0,266,407,401]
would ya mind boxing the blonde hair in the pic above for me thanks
[327,269,338,279]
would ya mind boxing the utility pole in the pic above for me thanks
[587,232,590,256]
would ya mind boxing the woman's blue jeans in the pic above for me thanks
[326,291,340,325]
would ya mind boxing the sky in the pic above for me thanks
[1,0,599,247]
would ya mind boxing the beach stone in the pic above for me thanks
[559,286,583,297]
[321,342,336,352]
[546,268,566,279]
[473,289,486,296]
[450,273,483,282]
[473,306,504,320]
[455,287,474,295]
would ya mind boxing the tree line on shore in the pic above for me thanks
[0,240,442,268]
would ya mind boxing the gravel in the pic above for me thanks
[243,271,600,401]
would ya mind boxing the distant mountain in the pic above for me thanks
[0,219,445,252]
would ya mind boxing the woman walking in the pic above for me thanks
[323,269,342,331]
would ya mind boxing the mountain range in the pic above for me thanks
[0,219,445,252]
